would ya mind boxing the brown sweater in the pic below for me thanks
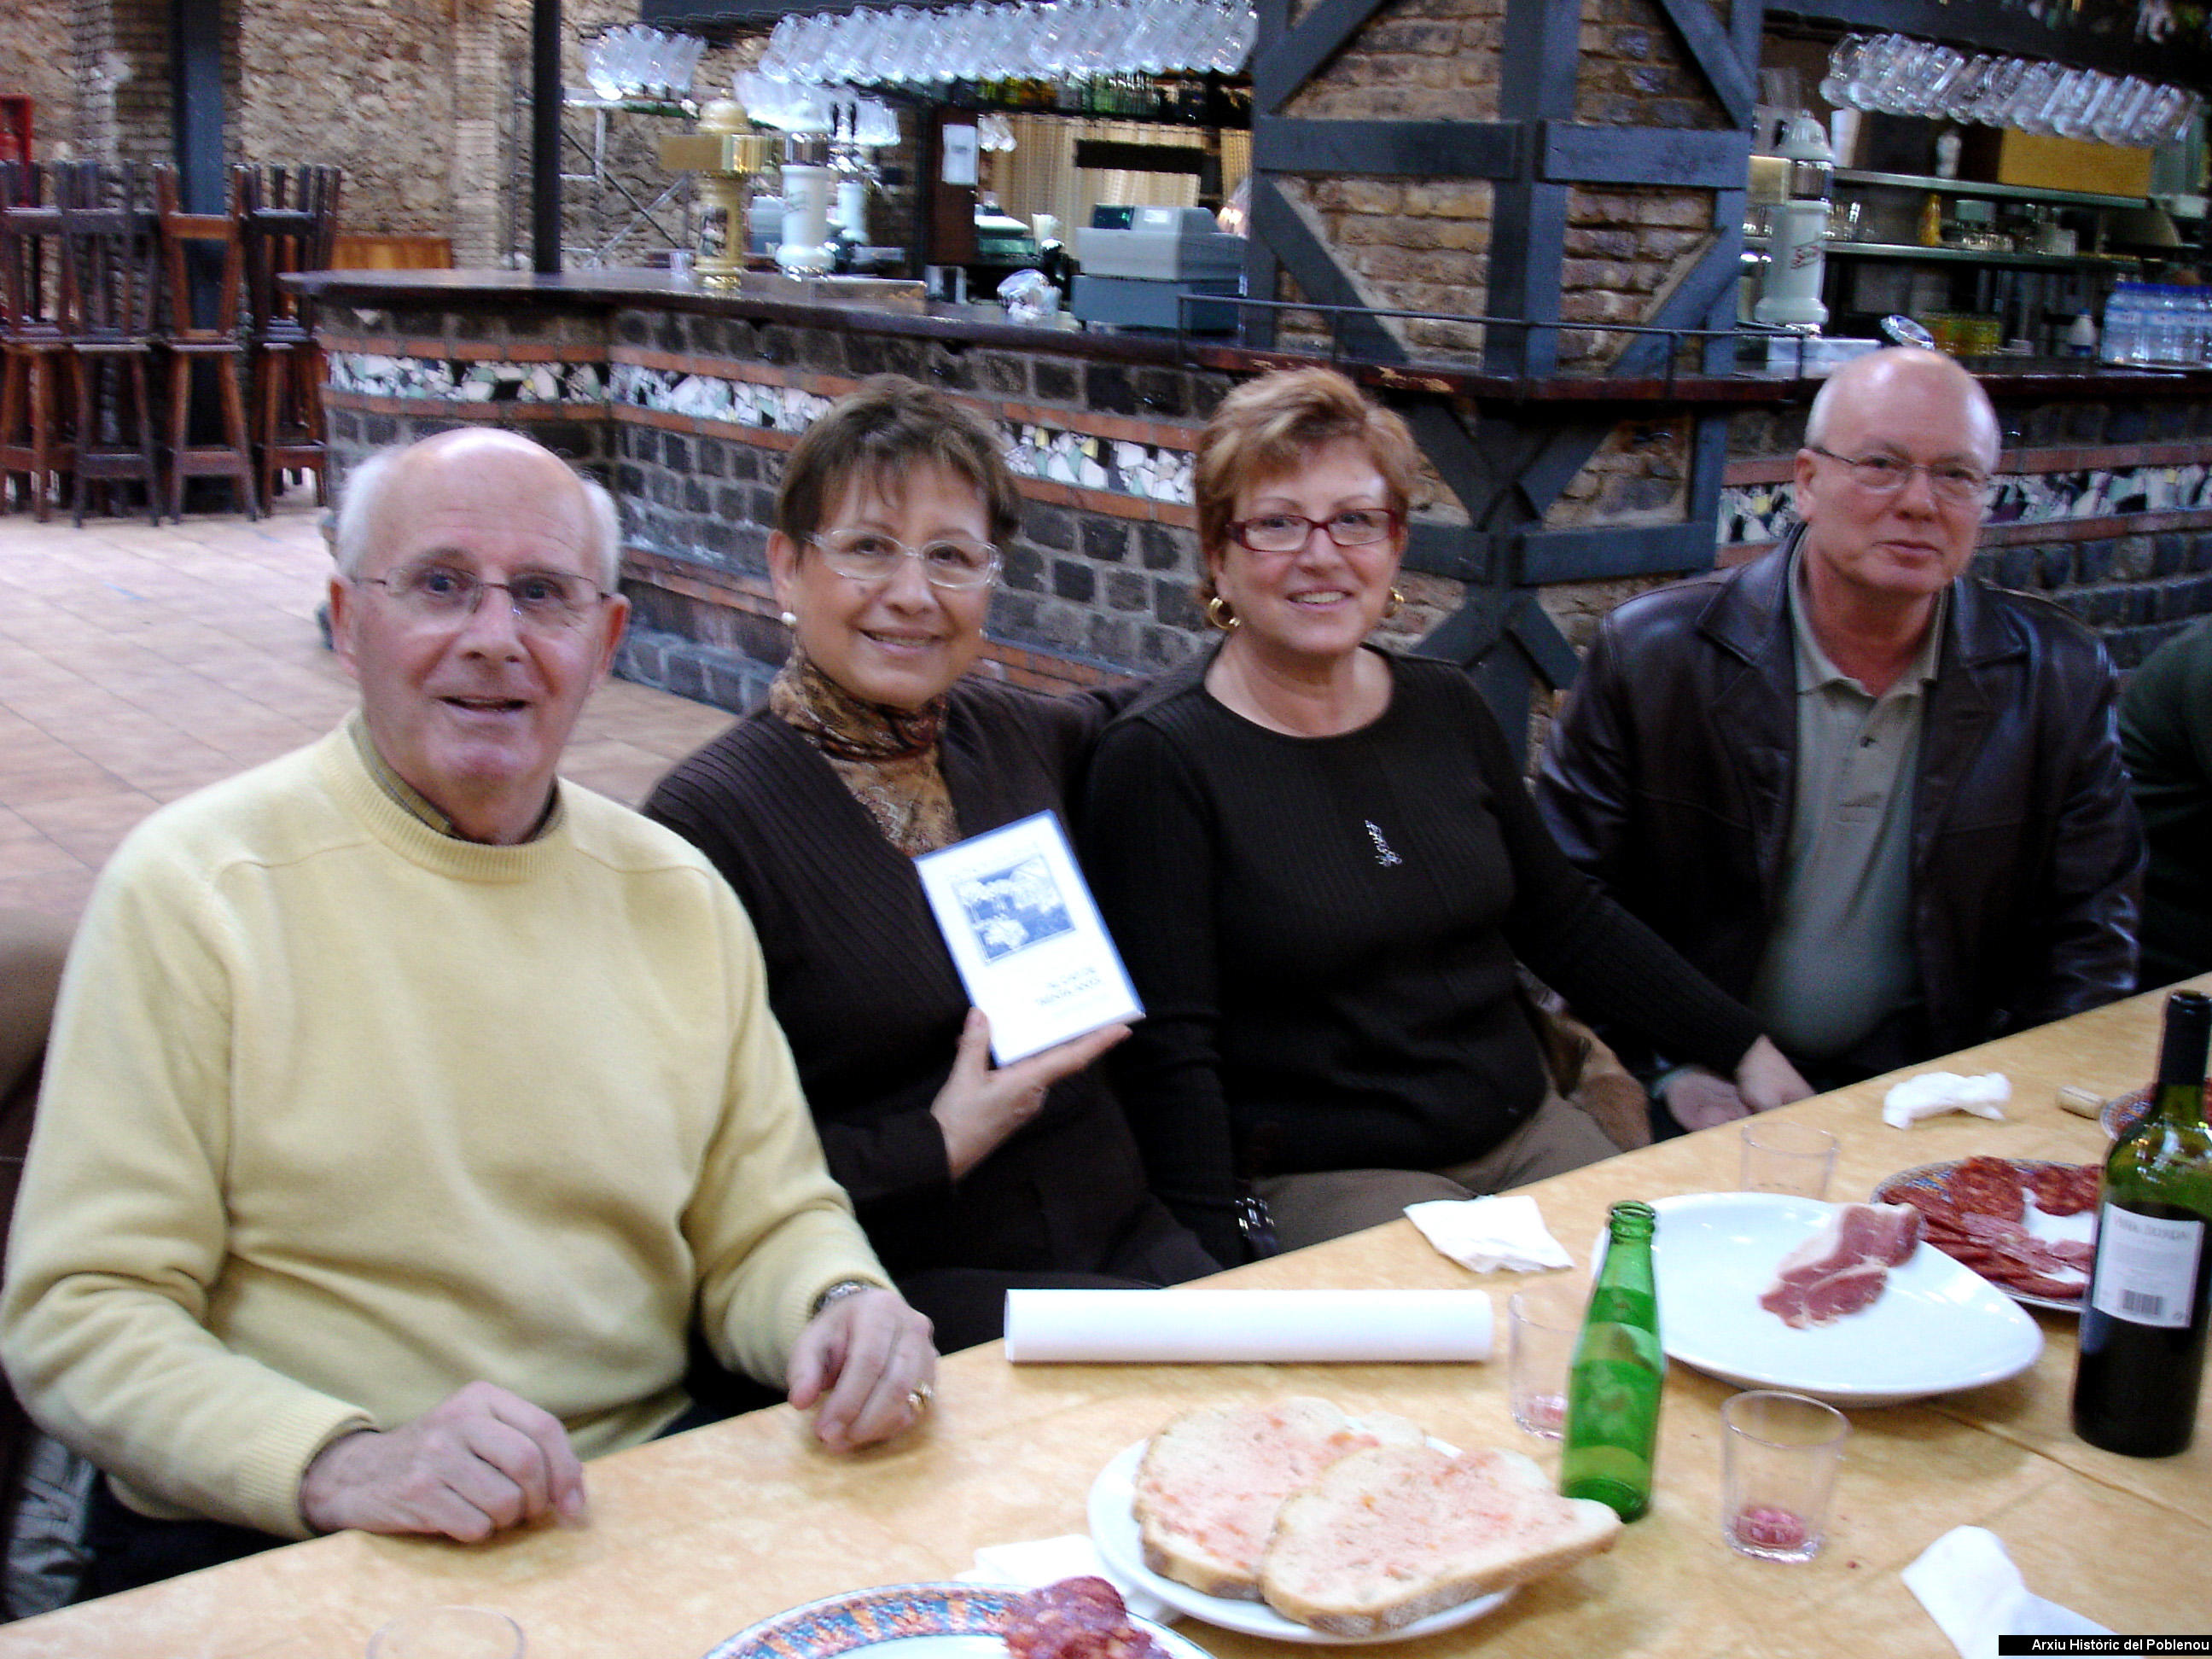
[645,678,1215,1323]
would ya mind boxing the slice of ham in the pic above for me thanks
[1759,1202,1924,1330]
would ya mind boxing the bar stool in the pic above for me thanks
[154,168,257,520]
[0,164,74,521]
[56,166,163,527]
[236,164,341,508]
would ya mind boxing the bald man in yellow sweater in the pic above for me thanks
[0,431,936,1596]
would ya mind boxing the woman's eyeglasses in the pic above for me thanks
[811,529,1000,591]
[1225,508,1404,554]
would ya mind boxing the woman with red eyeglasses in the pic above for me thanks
[1078,368,1808,1264]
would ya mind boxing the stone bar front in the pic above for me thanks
[298,266,2212,728]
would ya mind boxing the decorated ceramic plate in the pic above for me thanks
[1086,1438,1512,1646]
[1650,1192,2042,1406]
[703,1583,1214,1659]
[1870,1160,2098,1314]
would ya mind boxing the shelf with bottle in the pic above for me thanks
[935,71,1249,128]
[1831,168,2153,213]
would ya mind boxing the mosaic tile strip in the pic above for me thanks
[327,352,605,405]
[1719,460,2212,546]
[326,352,1197,509]
[610,361,1196,507]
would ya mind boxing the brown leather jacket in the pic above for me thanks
[1533,533,2144,1086]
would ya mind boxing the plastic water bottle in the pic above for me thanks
[2103,282,2144,365]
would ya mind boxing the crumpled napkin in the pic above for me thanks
[956,1534,1169,1621]
[1883,1071,2011,1130]
[1902,1526,2109,1659]
[1405,1193,1574,1272]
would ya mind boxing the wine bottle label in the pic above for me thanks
[2087,1204,2204,1330]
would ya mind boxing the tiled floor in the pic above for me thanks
[0,497,735,920]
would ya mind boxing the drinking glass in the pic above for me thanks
[1506,1284,1583,1440]
[1720,1392,1848,1564]
[2093,77,2154,146]
[1738,1119,1837,1200]
[366,1608,524,1659]
[1816,35,1869,110]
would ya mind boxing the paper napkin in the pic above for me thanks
[958,1534,1170,1621]
[1405,1193,1575,1273]
[1883,1071,2011,1130]
[1902,1526,2110,1659]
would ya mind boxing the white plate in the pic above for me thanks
[1086,1439,1512,1645]
[702,1582,1214,1659]
[1650,1192,2043,1407]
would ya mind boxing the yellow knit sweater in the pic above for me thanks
[0,728,887,1539]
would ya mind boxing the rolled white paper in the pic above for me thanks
[1001,1289,1493,1364]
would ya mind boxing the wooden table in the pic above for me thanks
[5,978,2210,1657]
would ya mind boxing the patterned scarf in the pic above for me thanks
[768,652,960,856]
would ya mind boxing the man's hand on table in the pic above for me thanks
[300,1380,586,1540]
[787,1286,939,1452]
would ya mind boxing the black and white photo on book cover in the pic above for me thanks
[916,810,1144,1063]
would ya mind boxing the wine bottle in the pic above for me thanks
[2070,988,2212,1458]
[1560,1200,1664,1521]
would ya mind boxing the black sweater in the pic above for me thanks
[645,678,1200,1284]
[1078,649,1764,1261]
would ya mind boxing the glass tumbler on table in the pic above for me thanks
[1506,1284,1582,1439]
[1720,1390,1848,1563]
[366,1607,525,1659]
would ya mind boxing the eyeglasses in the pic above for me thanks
[356,562,613,632]
[810,529,1000,591]
[1225,508,1404,554]
[1805,445,1994,505]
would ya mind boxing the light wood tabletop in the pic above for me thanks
[3,976,2208,1658]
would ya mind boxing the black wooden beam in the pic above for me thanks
[172,0,226,215]
[533,0,563,274]
[1252,0,1391,115]
[1539,124,1752,189]
[1247,175,1406,363]
[1647,0,1757,129]
[1514,521,1720,585]
[1401,520,1491,583]
[1254,119,1520,179]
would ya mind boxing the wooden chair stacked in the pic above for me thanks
[236,165,341,509]
[154,168,258,521]
[55,163,163,527]
[0,161,75,521]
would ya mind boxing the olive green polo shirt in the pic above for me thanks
[1746,554,1946,1063]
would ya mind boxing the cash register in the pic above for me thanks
[1071,205,1243,332]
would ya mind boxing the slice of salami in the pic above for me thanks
[2028,1163,2099,1217]
[1945,1156,2027,1222]
[1005,1579,1164,1659]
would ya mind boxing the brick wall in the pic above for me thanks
[0,5,76,160]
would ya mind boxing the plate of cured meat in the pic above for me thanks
[1871,1155,2100,1313]
[1649,1192,2043,1407]
[704,1580,1213,1659]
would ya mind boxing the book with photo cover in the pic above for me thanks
[915,809,1144,1064]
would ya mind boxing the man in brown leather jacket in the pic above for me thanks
[1534,348,2142,1133]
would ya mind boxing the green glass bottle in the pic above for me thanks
[1560,1200,1665,1522]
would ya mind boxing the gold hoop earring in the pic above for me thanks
[1382,586,1405,620]
[1205,593,1239,632]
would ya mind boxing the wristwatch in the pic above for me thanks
[809,1278,876,1318]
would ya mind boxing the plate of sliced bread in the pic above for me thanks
[1086,1396,1621,1644]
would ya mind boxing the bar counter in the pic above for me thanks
[3,975,2206,1658]
[294,266,2212,717]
